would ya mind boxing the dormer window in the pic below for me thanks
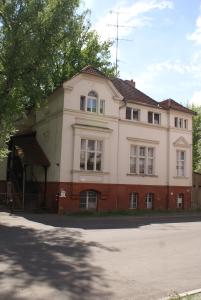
[80,91,105,114]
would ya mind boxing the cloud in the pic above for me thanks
[147,59,201,78]
[83,0,94,9]
[95,0,174,41]
[187,16,201,44]
[189,91,201,106]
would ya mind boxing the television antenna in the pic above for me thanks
[108,10,135,76]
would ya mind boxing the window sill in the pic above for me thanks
[80,110,105,116]
[127,173,158,177]
[173,176,189,179]
[72,170,110,176]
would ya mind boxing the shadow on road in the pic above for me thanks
[11,211,201,230]
[0,221,114,300]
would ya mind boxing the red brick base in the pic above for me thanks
[0,180,192,213]
[53,182,192,213]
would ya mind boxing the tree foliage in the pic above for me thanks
[191,105,201,172]
[0,0,115,159]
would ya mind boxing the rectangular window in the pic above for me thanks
[179,118,183,128]
[126,107,132,120]
[175,117,178,127]
[177,193,184,209]
[87,98,97,113]
[126,107,140,121]
[146,193,153,209]
[174,117,188,129]
[80,96,85,111]
[148,112,160,124]
[100,99,105,114]
[130,192,138,209]
[80,139,102,171]
[148,147,154,175]
[148,112,153,123]
[176,150,185,177]
[130,145,155,175]
[130,145,137,174]
[139,146,146,174]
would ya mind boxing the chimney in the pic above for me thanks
[125,79,136,88]
[130,79,135,88]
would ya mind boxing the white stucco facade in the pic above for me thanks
[32,72,192,188]
[0,67,193,211]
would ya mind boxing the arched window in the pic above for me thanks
[87,90,98,113]
[88,90,98,98]
[146,193,154,209]
[129,192,138,209]
[80,190,98,210]
[177,193,184,209]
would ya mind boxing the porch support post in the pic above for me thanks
[43,166,47,207]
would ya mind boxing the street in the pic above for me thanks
[0,212,201,300]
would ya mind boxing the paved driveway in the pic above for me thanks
[0,212,201,300]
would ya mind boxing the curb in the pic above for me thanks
[161,288,201,299]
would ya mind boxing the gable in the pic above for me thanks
[173,136,190,148]
[63,73,123,102]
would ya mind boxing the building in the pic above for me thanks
[0,66,194,212]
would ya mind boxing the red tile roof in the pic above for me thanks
[160,99,195,115]
[80,65,108,79]
[79,66,193,114]
[111,78,159,107]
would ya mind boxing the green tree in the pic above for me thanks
[0,0,115,159]
[192,105,201,172]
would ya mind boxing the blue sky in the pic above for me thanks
[81,0,201,106]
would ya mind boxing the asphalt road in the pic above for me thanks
[0,212,201,300]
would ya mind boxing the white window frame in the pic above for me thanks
[174,117,188,129]
[130,145,155,175]
[129,192,138,209]
[146,193,153,209]
[99,99,105,114]
[80,139,103,171]
[176,150,185,177]
[148,111,160,125]
[80,190,97,210]
[126,107,140,121]
[177,193,184,209]
[87,97,97,113]
[80,90,105,115]
[80,95,86,111]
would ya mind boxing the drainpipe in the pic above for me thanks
[43,166,47,207]
[167,108,171,209]
[22,165,26,210]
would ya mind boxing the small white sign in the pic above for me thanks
[60,190,66,198]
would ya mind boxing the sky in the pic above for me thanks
[81,0,201,106]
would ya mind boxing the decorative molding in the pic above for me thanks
[72,170,110,176]
[127,137,160,145]
[127,173,158,178]
[173,136,190,148]
[63,83,73,91]
[120,119,167,131]
[72,123,113,133]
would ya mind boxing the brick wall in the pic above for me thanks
[0,180,191,212]
[47,182,192,213]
